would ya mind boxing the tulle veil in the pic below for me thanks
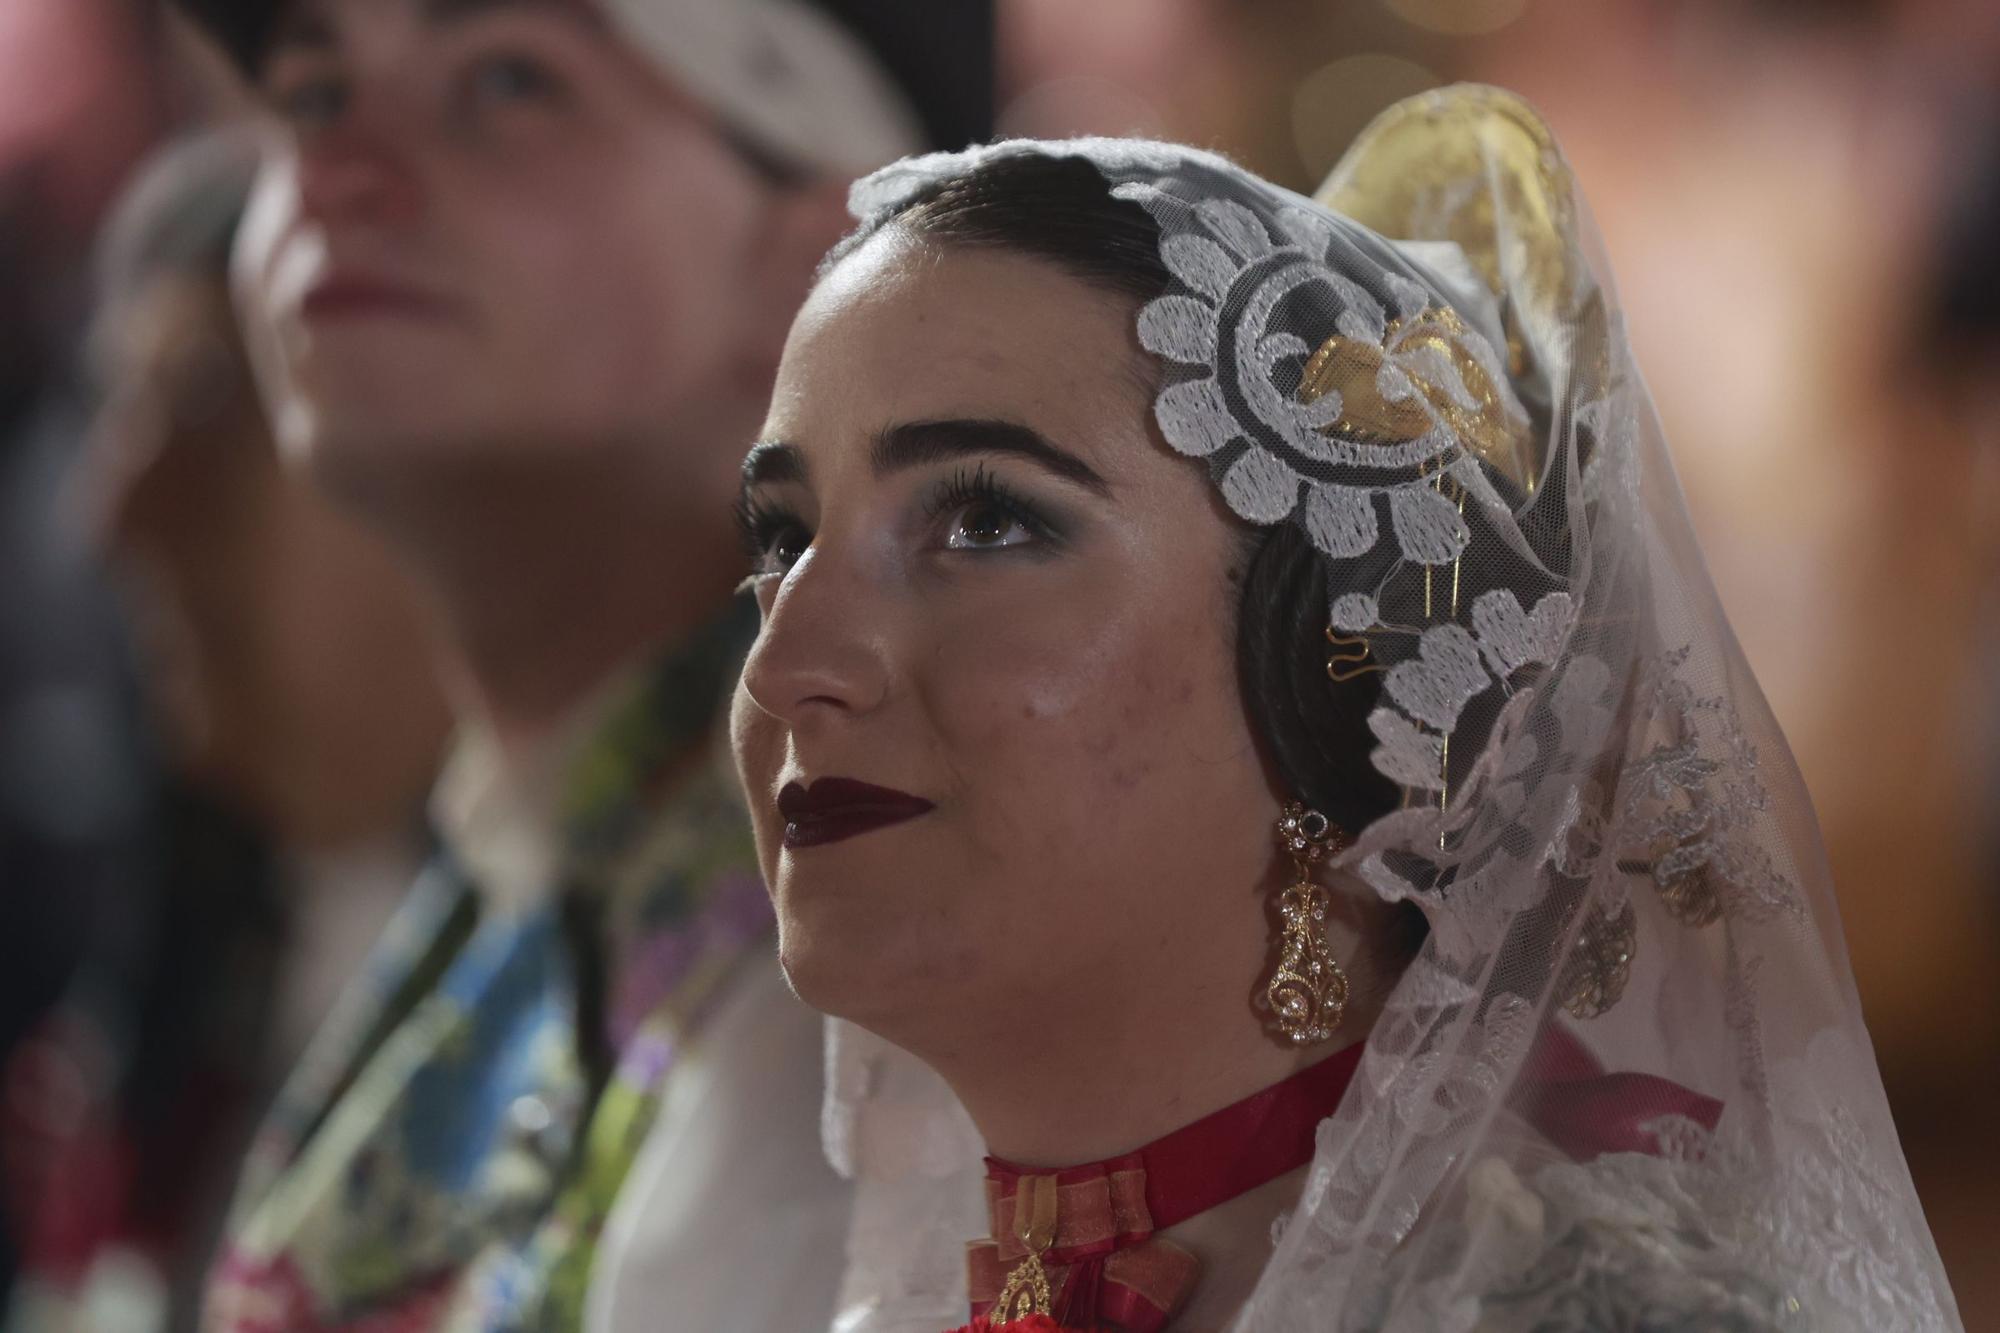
[818,86,1962,1333]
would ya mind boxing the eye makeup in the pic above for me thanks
[733,447,1089,584]
[920,463,1068,553]
[733,493,810,576]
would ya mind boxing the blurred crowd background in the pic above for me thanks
[1,0,1994,1329]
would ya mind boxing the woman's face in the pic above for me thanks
[732,229,1287,1049]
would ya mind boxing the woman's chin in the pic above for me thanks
[774,906,978,1038]
[774,911,900,1021]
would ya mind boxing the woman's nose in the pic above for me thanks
[293,93,424,229]
[738,549,893,732]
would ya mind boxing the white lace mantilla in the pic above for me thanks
[824,87,1963,1333]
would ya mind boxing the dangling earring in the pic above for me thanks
[1262,802,1349,1045]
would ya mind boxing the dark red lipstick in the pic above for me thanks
[778,777,934,849]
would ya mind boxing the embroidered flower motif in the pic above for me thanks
[1099,164,1583,839]
[1110,180,1525,575]
[1363,590,1576,793]
[1619,648,1800,927]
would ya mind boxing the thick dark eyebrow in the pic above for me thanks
[738,419,1111,509]
[871,419,1111,496]
[741,441,808,491]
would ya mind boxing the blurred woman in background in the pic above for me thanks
[3,131,449,1332]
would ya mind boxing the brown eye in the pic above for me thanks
[768,524,810,568]
[925,465,1055,554]
[944,501,1034,551]
[744,521,810,577]
[739,510,810,576]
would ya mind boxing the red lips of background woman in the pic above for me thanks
[778,777,936,848]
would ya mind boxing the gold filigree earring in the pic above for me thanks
[1262,802,1350,1044]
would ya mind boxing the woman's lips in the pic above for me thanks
[777,777,934,849]
[300,274,457,322]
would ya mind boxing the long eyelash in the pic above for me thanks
[922,464,1052,539]
[733,494,806,562]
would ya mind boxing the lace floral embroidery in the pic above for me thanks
[1112,179,1521,570]
[1370,1062,1952,1333]
[830,108,1962,1333]
[1620,647,1800,926]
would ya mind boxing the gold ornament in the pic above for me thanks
[1656,862,1725,928]
[1296,303,1530,489]
[1263,803,1350,1045]
[1647,835,1727,928]
[1315,83,1595,433]
[1324,624,1380,683]
[992,1254,1053,1324]
[991,1174,1057,1321]
[1557,898,1637,1019]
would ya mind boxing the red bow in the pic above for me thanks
[967,1044,1366,1332]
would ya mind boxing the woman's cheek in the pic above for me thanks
[934,600,1184,826]
[932,601,1117,740]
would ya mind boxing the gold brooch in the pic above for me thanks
[992,1174,1058,1321]
[1297,304,1530,491]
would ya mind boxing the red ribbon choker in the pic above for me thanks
[959,1023,1726,1333]
[966,1042,1366,1333]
